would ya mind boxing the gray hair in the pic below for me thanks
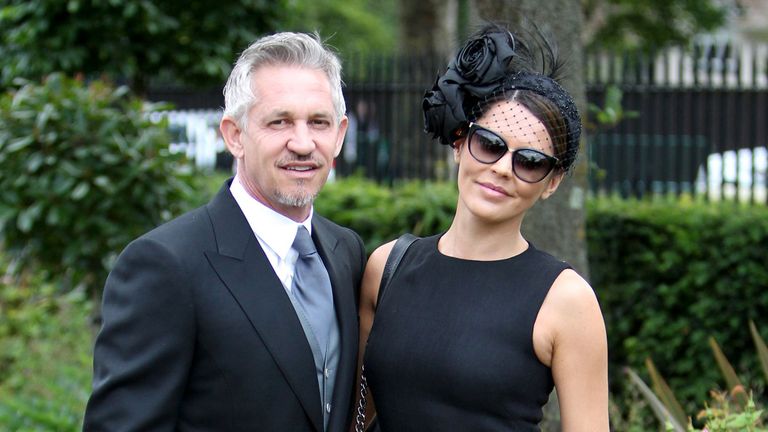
[222,32,346,129]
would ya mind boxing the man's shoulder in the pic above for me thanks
[137,205,212,248]
[142,181,234,244]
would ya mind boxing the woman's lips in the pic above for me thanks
[478,181,510,196]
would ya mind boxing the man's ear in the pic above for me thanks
[540,171,565,200]
[220,116,244,159]
[333,115,349,158]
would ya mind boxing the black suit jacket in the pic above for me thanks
[84,180,366,431]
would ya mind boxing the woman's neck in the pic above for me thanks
[440,210,528,260]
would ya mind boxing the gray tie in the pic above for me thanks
[292,226,335,355]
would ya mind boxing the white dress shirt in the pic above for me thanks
[229,175,312,293]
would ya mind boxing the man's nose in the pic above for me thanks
[286,123,316,155]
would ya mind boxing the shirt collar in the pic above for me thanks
[230,175,313,260]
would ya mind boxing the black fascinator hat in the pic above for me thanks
[423,23,582,171]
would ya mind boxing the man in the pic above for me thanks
[84,32,366,432]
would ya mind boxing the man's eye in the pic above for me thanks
[269,119,289,127]
[310,119,331,128]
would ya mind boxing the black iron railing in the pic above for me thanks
[147,42,768,203]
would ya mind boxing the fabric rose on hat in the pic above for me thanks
[423,29,517,145]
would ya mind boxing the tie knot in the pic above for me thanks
[293,226,317,257]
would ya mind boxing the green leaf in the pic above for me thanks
[45,207,61,226]
[26,152,44,172]
[17,203,43,232]
[93,176,111,189]
[5,136,33,153]
[645,357,687,428]
[70,182,90,200]
[708,336,748,407]
[625,367,686,432]
[749,320,768,383]
[35,102,56,129]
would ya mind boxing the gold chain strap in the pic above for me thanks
[354,365,369,432]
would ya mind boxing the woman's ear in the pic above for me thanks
[540,171,565,200]
[452,138,466,163]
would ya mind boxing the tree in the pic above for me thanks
[473,0,589,278]
[282,0,398,55]
[398,0,458,56]
[0,0,287,94]
[0,0,397,95]
[581,0,727,51]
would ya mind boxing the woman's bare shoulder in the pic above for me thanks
[360,239,398,309]
[549,269,599,308]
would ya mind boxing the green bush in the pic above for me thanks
[315,176,457,253]
[588,197,768,411]
[0,73,196,294]
[0,256,93,431]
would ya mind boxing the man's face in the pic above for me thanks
[221,65,348,222]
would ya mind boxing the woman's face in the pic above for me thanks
[453,99,563,224]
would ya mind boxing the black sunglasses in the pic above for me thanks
[466,122,560,183]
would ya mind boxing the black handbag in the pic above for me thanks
[354,234,418,432]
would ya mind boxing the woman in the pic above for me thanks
[356,24,609,431]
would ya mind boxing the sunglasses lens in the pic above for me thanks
[512,149,555,183]
[467,125,557,183]
[469,128,507,163]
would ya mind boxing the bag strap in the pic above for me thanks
[376,233,418,309]
[354,233,419,432]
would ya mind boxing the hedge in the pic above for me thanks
[587,197,768,410]
[315,176,457,253]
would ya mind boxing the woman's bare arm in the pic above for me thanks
[351,240,395,431]
[535,269,610,432]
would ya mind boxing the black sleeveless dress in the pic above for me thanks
[364,233,570,431]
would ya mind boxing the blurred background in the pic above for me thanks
[0,0,766,430]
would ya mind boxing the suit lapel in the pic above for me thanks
[204,182,323,431]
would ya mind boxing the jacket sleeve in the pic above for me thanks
[83,236,195,431]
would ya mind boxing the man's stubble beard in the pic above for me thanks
[274,179,320,208]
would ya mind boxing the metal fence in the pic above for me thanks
[586,43,768,203]
[147,42,768,203]
[335,53,453,183]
